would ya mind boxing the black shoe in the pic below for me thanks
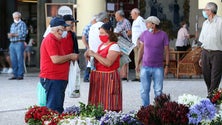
[17,77,23,80]
[131,78,140,82]
[122,78,127,81]
[8,77,17,80]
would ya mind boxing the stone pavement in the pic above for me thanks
[0,67,221,125]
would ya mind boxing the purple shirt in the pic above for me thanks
[140,30,169,67]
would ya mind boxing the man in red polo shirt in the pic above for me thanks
[39,17,79,113]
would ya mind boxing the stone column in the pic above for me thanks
[76,0,106,49]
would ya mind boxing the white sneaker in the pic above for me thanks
[1,68,8,73]
[7,68,13,74]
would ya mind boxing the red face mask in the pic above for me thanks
[99,35,109,43]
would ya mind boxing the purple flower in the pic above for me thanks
[188,98,217,124]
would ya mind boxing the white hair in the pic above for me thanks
[131,8,140,15]
[12,11,21,18]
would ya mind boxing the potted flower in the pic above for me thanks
[137,94,189,125]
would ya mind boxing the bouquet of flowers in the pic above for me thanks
[187,98,217,124]
[177,94,202,107]
[100,110,142,125]
[211,88,222,106]
[137,94,189,125]
[24,105,58,125]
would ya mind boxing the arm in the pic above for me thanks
[87,50,120,67]
[50,53,78,64]
[82,35,89,49]
[164,45,170,76]
[135,42,144,73]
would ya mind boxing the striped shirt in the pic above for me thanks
[9,21,27,42]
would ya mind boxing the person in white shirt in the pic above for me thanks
[175,21,193,51]
[131,8,147,82]
[199,2,222,98]
[88,12,109,53]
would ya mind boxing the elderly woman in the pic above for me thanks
[85,23,122,111]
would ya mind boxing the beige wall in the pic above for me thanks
[76,0,106,49]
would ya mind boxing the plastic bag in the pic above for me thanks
[37,82,46,106]
[67,61,81,98]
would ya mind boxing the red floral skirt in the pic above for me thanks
[88,70,122,111]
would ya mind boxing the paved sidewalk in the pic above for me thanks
[0,68,221,125]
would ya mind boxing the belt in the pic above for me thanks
[203,49,221,53]
[11,40,25,43]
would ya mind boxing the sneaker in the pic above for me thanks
[1,68,8,73]
[7,68,13,74]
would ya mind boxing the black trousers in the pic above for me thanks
[201,49,222,97]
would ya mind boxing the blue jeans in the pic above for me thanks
[40,78,68,113]
[9,42,25,78]
[140,66,164,106]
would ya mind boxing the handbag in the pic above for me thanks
[67,61,81,98]
[37,82,46,106]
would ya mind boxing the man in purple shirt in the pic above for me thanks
[136,16,169,106]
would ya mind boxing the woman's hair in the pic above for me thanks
[100,23,118,42]
[180,21,186,27]
[106,30,118,42]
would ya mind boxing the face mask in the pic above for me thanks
[148,28,153,33]
[202,10,208,19]
[14,19,21,24]
[62,31,67,38]
[99,35,109,43]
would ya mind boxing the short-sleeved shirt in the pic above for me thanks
[199,15,222,51]
[61,32,74,54]
[132,16,147,45]
[140,30,169,67]
[39,33,69,80]
[9,20,27,42]
[115,18,131,41]
[88,22,104,52]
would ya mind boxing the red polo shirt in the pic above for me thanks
[61,31,74,54]
[39,33,69,80]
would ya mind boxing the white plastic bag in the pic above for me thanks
[67,61,81,98]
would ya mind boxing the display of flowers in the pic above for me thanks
[25,93,222,125]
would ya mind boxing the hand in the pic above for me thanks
[7,33,13,38]
[199,59,202,67]
[69,53,79,61]
[164,66,168,77]
[135,65,140,73]
[87,50,95,57]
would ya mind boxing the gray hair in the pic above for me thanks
[131,8,140,15]
[116,10,125,17]
[96,11,108,22]
[206,2,217,14]
[12,11,21,18]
